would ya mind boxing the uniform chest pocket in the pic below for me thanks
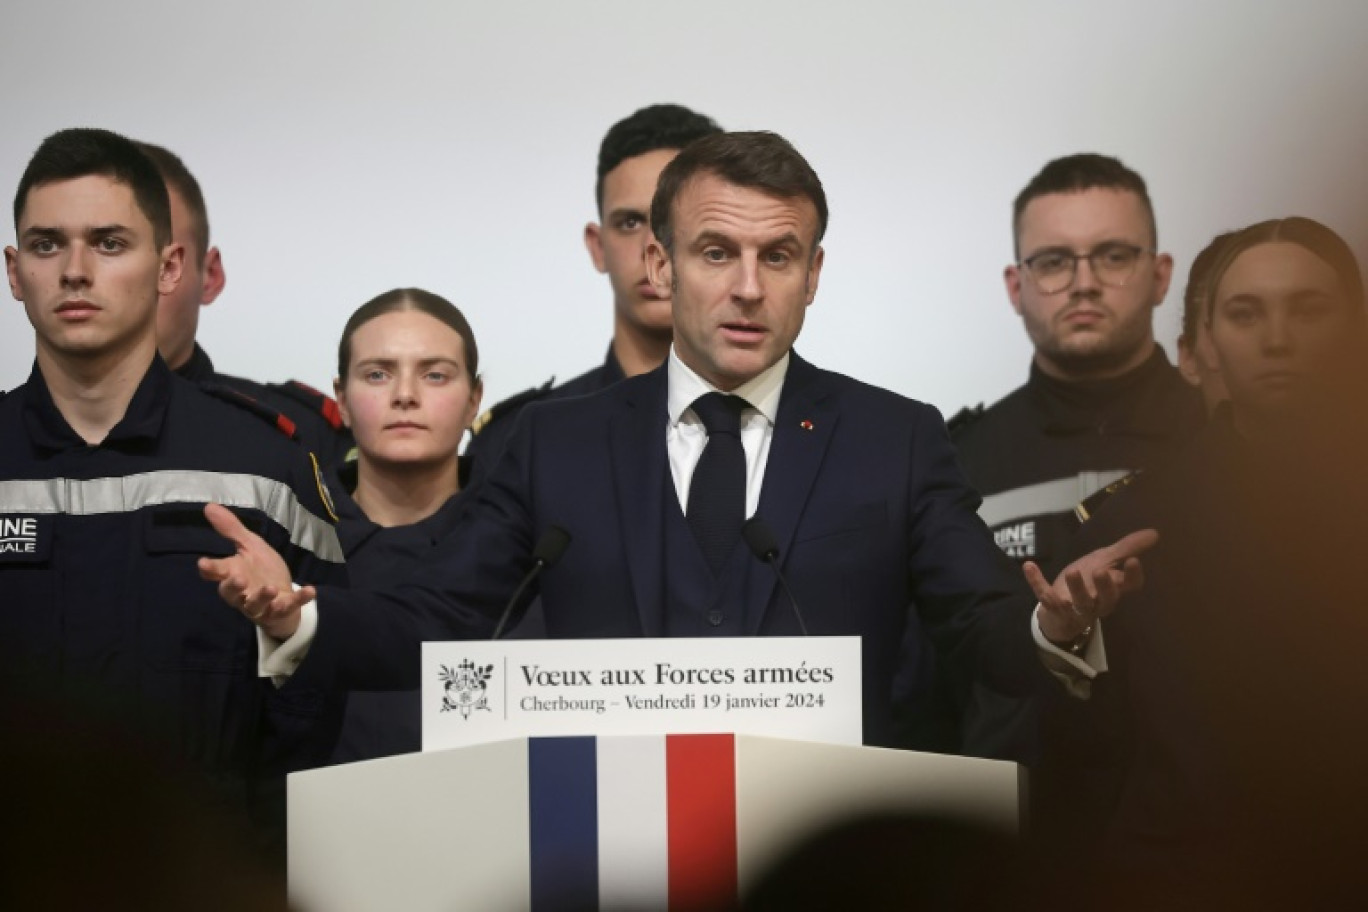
[140,506,259,674]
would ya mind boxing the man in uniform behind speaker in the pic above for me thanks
[936,155,1206,860]
[947,154,1204,764]
[134,141,352,465]
[1,128,346,858]
[465,103,721,486]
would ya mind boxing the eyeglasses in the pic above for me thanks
[1018,243,1153,294]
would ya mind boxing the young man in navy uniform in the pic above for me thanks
[0,128,346,836]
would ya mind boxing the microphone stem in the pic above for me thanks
[768,555,809,636]
[492,559,545,640]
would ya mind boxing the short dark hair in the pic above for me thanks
[1181,229,1241,344]
[650,131,828,258]
[134,141,210,264]
[1201,217,1364,325]
[13,128,172,248]
[595,104,722,214]
[1012,153,1156,259]
[337,288,480,384]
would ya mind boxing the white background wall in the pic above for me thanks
[2,0,1365,416]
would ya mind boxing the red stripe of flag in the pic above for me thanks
[666,733,737,911]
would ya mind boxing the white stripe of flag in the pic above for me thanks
[596,735,669,911]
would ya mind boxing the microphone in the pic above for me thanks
[742,517,809,636]
[491,525,573,639]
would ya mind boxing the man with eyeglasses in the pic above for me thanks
[944,153,1205,847]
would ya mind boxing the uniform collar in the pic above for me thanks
[328,461,367,523]
[327,461,379,557]
[174,342,216,383]
[1027,346,1190,436]
[328,460,468,557]
[601,344,627,386]
[22,355,173,452]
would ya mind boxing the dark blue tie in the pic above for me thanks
[687,393,750,573]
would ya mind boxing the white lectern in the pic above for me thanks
[289,734,1021,912]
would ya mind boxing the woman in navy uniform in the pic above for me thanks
[324,288,483,762]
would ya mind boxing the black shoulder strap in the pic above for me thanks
[265,380,346,431]
[946,403,985,434]
[471,377,555,436]
[198,381,300,440]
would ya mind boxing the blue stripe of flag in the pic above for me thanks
[528,737,599,911]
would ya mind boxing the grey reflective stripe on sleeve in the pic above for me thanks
[977,469,1132,529]
[0,471,343,563]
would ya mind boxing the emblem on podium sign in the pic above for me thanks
[439,659,494,720]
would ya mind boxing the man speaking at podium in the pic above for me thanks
[201,132,1149,747]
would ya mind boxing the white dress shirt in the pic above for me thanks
[665,347,788,517]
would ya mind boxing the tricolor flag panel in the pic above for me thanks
[289,731,1019,912]
[529,734,738,912]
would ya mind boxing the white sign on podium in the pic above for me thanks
[421,636,862,751]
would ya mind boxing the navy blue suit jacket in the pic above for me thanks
[305,353,1043,745]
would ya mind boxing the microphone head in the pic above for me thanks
[742,517,780,561]
[533,524,573,567]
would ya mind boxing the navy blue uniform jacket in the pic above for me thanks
[327,461,469,762]
[302,354,1043,745]
[0,357,346,798]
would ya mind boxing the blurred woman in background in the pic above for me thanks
[1067,217,1368,906]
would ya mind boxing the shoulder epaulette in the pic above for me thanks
[266,380,346,431]
[199,382,299,441]
[471,378,555,436]
[1074,470,1143,524]
[946,403,985,434]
